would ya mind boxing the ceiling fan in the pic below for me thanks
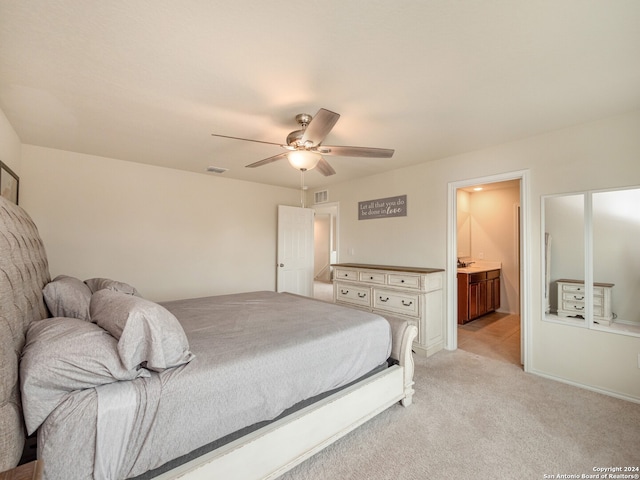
[211,108,394,176]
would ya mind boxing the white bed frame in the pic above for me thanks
[155,320,417,480]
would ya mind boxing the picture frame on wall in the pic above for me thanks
[0,160,19,205]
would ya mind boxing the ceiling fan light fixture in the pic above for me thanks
[287,150,322,171]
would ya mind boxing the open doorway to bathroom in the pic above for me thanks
[455,179,522,366]
[312,202,339,302]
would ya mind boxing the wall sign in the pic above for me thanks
[358,195,407,220]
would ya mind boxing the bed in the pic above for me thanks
[0,195,417,479]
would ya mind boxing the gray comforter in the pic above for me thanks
[38,291,392,480]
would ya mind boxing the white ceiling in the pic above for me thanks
[1,1,639,190]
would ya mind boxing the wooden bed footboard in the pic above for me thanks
[153,318,417,480]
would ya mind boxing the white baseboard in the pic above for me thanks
[528,368,640,404]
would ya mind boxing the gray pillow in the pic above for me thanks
[20,317,149,435]
[90,289,194,372]
[84,277,141,297]
[42,275,92,321]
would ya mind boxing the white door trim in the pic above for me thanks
[446,170,532,372]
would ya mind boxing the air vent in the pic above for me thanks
[314,190,328,204]
[206,166,228,174]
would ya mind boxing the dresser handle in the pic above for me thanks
[574,296,584,300]
[574,305,584,310]
[400,279,405,283]
[358,293,367,298]
[402,300,413,307]
[341,289,349,295]
[379,296,389,302]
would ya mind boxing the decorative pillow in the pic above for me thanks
[84,277,141,297]
[42,275,92,321]
[90,289,194,372]
[20,317,149,435]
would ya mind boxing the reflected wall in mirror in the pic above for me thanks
[456,190,471,258]
[544,194,585,323]
[542,186,640,336]
[593,188,640,324]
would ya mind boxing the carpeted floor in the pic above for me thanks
[279,349,640,480]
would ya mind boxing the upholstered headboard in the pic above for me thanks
[0,196,51,471]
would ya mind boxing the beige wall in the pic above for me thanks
[0,108,21,173]
[311,109,640,401]
[469,184,521,314]
[21,145,300,301]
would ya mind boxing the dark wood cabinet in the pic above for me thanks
[458,269,501,324]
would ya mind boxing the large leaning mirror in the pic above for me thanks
[542,186,640,337]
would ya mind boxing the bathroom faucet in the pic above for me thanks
[457,258,475,268]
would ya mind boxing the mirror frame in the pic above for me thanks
[541,185,640,338]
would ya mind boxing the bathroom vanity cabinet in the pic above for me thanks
[457,268,501,324]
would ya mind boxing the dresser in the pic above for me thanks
[556,279,614,325]
[332,263,445,357]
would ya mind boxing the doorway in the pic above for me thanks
[447,171,531,371]
[312,202,339,302]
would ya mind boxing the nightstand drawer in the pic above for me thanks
[562,292,603,306]
[561,283,585,294]
[561,301,604,317]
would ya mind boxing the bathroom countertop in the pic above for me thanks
[457,261,501,274]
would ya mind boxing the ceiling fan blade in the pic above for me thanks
[315,157,336,176]
[315,145,395,158]
[300,109,340,146]
[245,152,288,168]
[212,133,284,147]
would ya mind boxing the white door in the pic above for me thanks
[277,205,314,296]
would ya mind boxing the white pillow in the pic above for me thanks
[90,289,194,372]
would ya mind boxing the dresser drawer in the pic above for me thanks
[335,283,371,307]
[335,269,358,281]
[359,271,386,284]
[387,273,420,289]
[373,288,420,317]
